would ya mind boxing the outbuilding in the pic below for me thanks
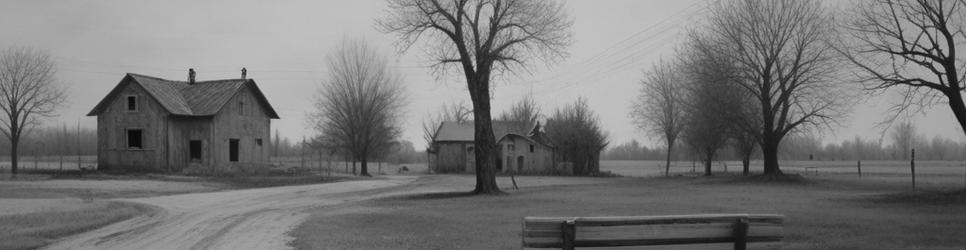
[86,69,279,172]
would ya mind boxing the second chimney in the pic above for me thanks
[188,68,196,85]
[241,67,247,79]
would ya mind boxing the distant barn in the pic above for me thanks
[428,121,562,174]
[87,69,279,172]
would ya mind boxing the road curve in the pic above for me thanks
[43,176,418,250]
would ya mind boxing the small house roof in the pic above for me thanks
[434,121,518,142]
[87,73,279,118]
[497,133,539,145]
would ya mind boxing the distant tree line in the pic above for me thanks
[0,125,95,157]
[605,127,966,162]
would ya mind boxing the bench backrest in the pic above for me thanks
[522,214,784,250]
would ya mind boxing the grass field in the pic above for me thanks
[0,200,151,250]
[602,160,966,189]
[292,173,966,249]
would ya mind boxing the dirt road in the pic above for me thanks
[43,176,418,250]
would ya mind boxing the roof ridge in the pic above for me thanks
[127,73,178,83]
[128,73,248,85]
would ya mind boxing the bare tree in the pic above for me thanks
[379,0,573,194]
[843,0,966,135]
[678,47,745,176]
[545,98,608,176]
[311,39,406,177]
[442,101,472,123]
[701,0,850,176]
[0,47,66,176]
[630,60,686,177]
[681,31,762,176]
[498,94,541,134]
[890,121,918,160]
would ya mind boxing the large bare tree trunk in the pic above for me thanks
[360,157,370,177]
[761,137,781,175]
[469,76,500,194]
[742,154,750,176]
[703,151,713,176]
[10,138,18,176]
[947,89,966,137]
[664,144,673,177]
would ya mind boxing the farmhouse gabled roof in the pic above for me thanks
[86,73,279,118]
[434,121,520,142]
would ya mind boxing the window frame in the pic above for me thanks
[189,140,202,161]
[125,95,138,112]
[229,138,240,162]
[126,128,144,149]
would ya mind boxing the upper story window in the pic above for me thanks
[238,101,245,116]
[126,95,138,112]
[508,144,515,151]
[530,144,534,153]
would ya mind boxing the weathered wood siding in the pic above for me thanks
[433,142,471,173]
[498,135,555,174]
[166,116,213,171]
[210,86,271,170]
[96,81,168,171]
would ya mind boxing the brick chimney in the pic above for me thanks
[241,67,247,79]
[188,68,196,85]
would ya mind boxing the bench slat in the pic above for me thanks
[524,225,782,240]
[525,241,783,250]
[522,214,784,249]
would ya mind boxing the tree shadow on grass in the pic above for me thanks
[383,191,481,201]
[862,189,966,205]
[695,173,816,186]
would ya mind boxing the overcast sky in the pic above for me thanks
[0,0,961,149]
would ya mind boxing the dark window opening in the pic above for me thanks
[189,140,202,160]
[229,139,239,162]
[530,144,534,152]
[126,96,137,111]
[255,138,263,146]
[127,129,143,149]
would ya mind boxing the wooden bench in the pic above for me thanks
[522,214,784,250]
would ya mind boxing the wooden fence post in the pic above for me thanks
[857,160,861,178]
[911,149,916,189]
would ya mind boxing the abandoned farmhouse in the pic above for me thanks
[87,69,279,172]
[428,121,563,174]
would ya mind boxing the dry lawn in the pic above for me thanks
[0,200,151,250]
[291,174,966,249]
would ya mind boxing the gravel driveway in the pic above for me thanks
[43,176,418,250]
